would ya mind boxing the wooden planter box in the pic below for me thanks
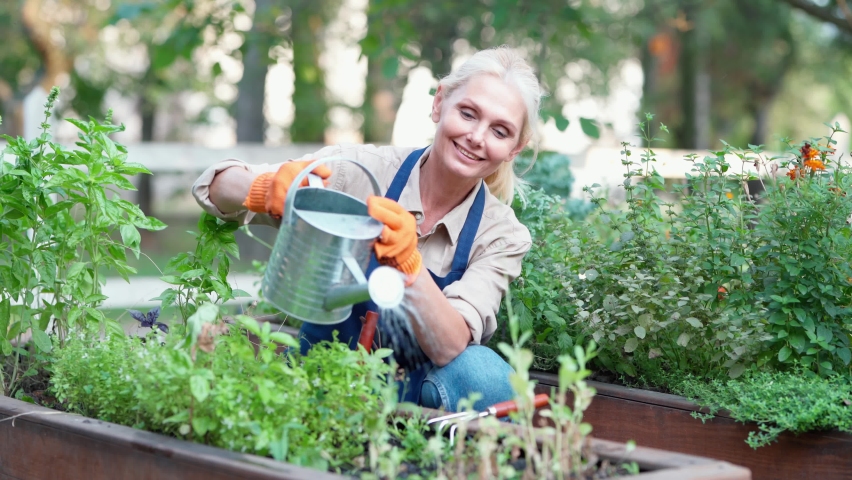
[531,371,852,480]
[1,393,750,479]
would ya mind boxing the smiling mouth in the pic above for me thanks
[454,142,482,161]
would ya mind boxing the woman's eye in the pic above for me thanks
[493,128,507,139]
[460,110,474,119]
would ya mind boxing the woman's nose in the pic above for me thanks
[467,125,486,146]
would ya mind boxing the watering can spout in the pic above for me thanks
[323,266,405,311]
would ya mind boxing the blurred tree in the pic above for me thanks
[289,0,341,143]
[358,0,626,143]
[780,0,852,35]
[0,0,104,136]
[235,0,272,143]
[639,0,797,148]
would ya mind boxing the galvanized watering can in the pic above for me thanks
[261,158,405,325]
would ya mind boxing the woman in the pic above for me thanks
[192,46,542,412]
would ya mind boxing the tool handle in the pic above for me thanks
[358,311,379,353]
[490,393,550,418]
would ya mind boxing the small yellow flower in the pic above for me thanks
[725,192,733,200]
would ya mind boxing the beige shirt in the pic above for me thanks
[192,144,532,344]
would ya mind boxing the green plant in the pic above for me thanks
[746,129,852,375]
[0,89,164,396]
[499,289,602,478]
[153,214,251,323]
[507,114,852,381]
[52,303,402,473]
[662,368,852,448]
[501,187,584,372]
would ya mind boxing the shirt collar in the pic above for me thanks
[396,146,483,246]
[439,181,483,246]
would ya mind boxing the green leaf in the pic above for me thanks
[580,117,600,139]
[31,327,52,353]
[838,348,851,366]
[634,326,646,339]
[236,315,261,336]
[120,224,141,249]
[789,334,806,351]
[232,289,252,298]
[0,298,9,338]
[544,310,566,329]
[269,332,299,348]
[67,262,87,279]
[685,317,703,328]
[778,346,792,362]
[181,269,206,280]
[152,288,178,309]
[624,338,639,353]
[730,253,746,267]
[190,375,210,402]
[0,338,12,356]
[554,114,570,132]
[84,294,109,304]
[159,275,183,285]
[728,364,746,379]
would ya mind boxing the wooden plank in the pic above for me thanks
[460,419,750,479]
[0,397,343,480]
[532,373,852,480]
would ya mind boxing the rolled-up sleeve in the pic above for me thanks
[190,145,359,226]
[443,225,531,345]
[191,159,276,226]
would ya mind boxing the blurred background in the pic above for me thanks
[2,0,852,310]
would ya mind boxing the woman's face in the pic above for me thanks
[430,74,527,182]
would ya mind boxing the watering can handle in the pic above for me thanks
[282,157,384,225]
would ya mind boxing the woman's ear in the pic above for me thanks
[431,85,444,123]
[506,140,526,162]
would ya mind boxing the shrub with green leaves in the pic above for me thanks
[505,115,852,381]
[52,306,399,472]
[661,368,852,448]
[153,213,252,323]
[0,89,164,396]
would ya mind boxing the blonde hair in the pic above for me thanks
[438,46,543,204]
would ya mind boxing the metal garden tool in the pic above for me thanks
[427,393,550,445]
[261,158,405,325]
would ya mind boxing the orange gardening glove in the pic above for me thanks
[367,195,422,284]
[243,160,332,218]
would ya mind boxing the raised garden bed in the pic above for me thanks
[0,395,749,479]
[531,371,852,480]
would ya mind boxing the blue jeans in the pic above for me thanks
[418,345,515,412]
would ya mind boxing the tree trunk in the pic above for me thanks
[675,3,697,149]
[290,3,327,143]
[235,0,271,143]
[137,67,156,216]
[362,55,400,143]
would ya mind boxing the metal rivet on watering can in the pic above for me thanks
[261,157,404,325]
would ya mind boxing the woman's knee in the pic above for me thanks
[420,345,514,411]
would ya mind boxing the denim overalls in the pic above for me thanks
[299,147,513,410]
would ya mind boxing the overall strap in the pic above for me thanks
[385,147,427,201]
[449,182,486,273]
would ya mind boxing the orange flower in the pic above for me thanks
[717,286,728,300]
[725,192,734,199]
[801,143,819,161]
[787,168,799,180]
[804,159,826,171]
